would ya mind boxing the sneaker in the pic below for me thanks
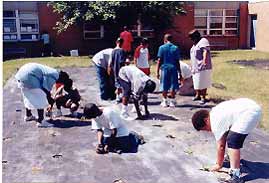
[199,98,207,105]
[169,99,177,108]
[223,175,244,183]
[54,109,62,117]
[192,96,201,101]
[37,120,54,128]
[70,111,78,118]
[160,99,169,107]
[45,111,53,119]
[24,115,37,122]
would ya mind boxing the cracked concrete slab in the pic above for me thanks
[3,67,269,183]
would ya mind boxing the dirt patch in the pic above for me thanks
[231,59,269,70]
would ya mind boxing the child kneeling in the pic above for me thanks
[54,78,81,117]
[83,103,144,154]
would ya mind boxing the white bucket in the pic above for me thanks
[70,49,79,57]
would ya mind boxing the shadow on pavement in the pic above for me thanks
[176,103,215,110]
[241,159,269,182]
[51,119,91,128]
[147,113,178,121]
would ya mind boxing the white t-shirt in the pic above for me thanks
[180,61,192,79]
[210,98,262,141]
[135,46,149,68]
[91,107,129,137]
[92,48,113,69]
[119,65,150,95]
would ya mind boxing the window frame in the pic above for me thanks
[3,10,39,42]
[194,9,238,37]
[83,24,104,40]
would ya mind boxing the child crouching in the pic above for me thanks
[83,103,144,154]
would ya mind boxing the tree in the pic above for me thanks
[49,1,185,33]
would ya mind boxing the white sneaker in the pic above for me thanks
[169,99,177,108]
[37,120,54,128]
[160,99,169,107]
[54,109,62,117]
[24,115,37,122]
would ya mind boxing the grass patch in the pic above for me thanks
[150,50,269,130]
[3,56,91,85]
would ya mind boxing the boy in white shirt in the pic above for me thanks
[118,65,156,119]
[191,98,262,183]
[83,103,144,154]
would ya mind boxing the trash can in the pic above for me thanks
[70,49,79,57]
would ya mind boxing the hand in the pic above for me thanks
[65,99,72,107]
[210,164,222,172]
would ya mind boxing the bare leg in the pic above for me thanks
[134,99,143,118]
[228,148,241,169]
[170,90,176,99]
[201,88,207,99]
[162,91,168,99]
[142,94,149,116]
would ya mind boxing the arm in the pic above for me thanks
[156,58,162,79]
[202,48,209,65]
[111,128,117,138]
[41,87,54,106]
[211,134,227,171]
[177,61,183,82]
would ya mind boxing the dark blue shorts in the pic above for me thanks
[227,131,248,149]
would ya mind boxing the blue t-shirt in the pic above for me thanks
[15,63,59,91]
[157,42,180,70]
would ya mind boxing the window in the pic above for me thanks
[194,9,238,36]
[84,23,104,39]
[130,24,154,38]
[3,10,39,42]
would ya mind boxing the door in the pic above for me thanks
[250,14,257,48]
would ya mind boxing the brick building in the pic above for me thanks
[3,1,250,60]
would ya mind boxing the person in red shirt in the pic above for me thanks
[134,38,150,76]
[120,26,134,60]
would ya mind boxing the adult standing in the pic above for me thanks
[157,34,182,108]
[120,26,133,60]
[92,48,116,101]
[15,63,69,127]
[40,31,51,57]
[189,29,212,104]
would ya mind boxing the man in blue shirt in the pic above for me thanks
[156,34,182,108]
[15,63,69,127]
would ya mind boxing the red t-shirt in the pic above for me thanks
[120,31,133,52]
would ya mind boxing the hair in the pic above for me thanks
[64,78,73,91]
[116,37,124,47]
[144,80,156,93]
[164,34,173,42]
[57,71,69,84]
[83,103,102,119]
[188,29,201,43]
[141,38,149,46]
[191,110,209,131]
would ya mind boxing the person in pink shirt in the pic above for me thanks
[120,26,134,60]
[134,38,150,76]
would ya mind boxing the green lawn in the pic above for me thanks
[3,56,91,85]
[3,50,269,130]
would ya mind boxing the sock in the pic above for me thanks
[229,168,241,177]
